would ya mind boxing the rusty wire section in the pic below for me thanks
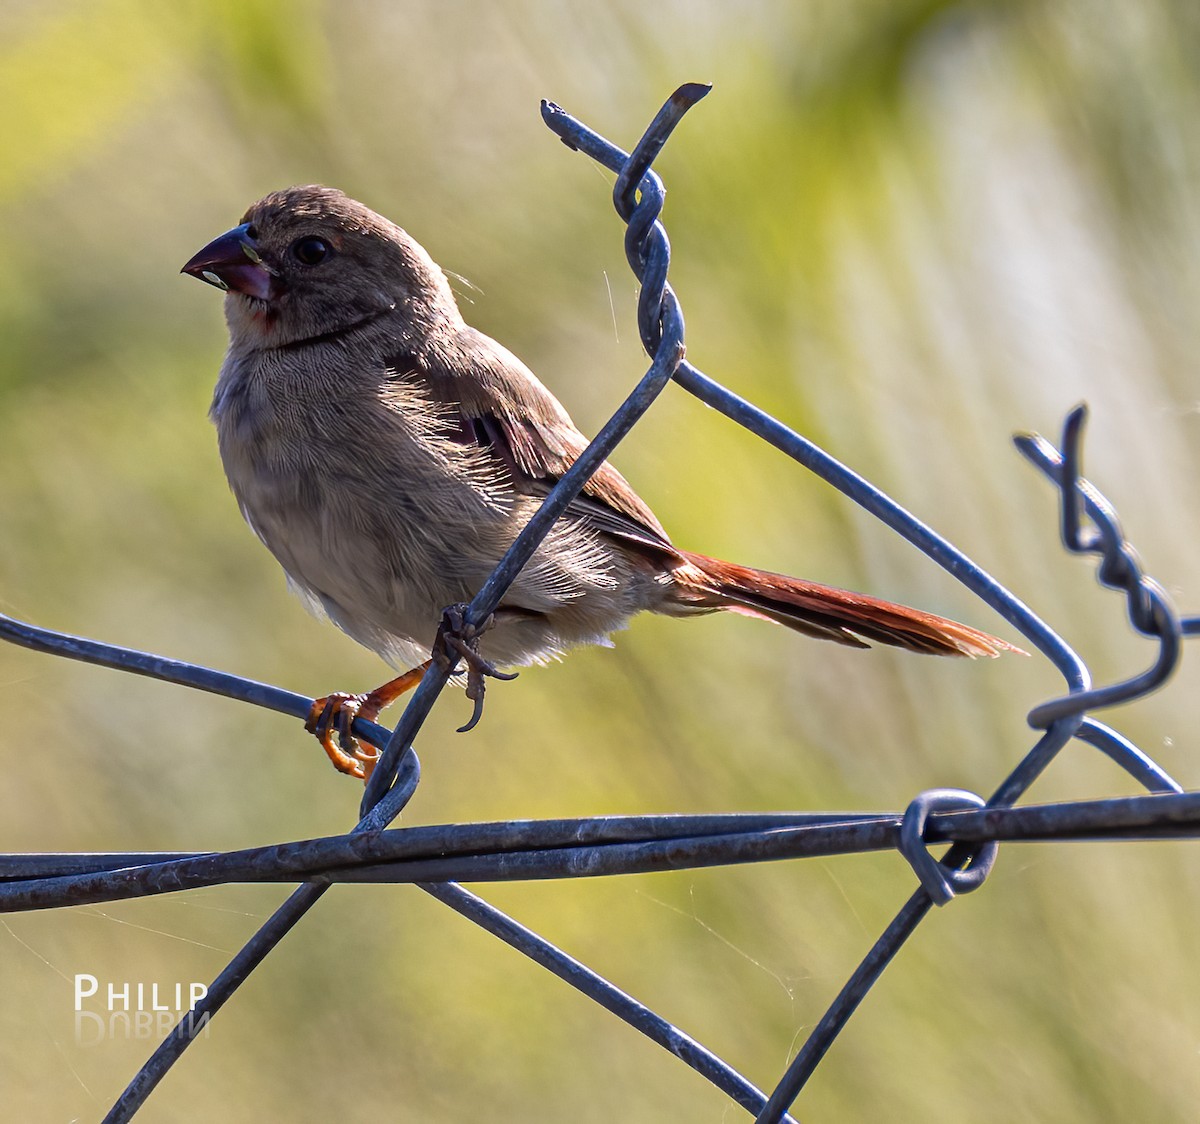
[0,84,1197,1123]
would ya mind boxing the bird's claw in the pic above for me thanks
[303,662,427,782]
[434,604,518,733]
[303,605,513,777]
[305,692,381,780]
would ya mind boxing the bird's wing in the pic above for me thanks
[387,327,678,556]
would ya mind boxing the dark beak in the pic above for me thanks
[181,223,281,301]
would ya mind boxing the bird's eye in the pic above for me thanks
[245,224,259,240]
[291,236,331,266]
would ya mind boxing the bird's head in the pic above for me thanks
[182,185,459,349]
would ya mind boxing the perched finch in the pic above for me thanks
[182,185,1015,780]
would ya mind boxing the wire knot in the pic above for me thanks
[898,789,998,906]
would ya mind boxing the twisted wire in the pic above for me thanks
[1015,405,1192,728]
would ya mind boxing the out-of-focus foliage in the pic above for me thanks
[1,1,1198,1120]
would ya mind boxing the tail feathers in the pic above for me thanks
[670,552,1019,659]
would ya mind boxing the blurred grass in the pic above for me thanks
[1,0,1199,1120]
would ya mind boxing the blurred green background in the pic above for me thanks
[1,1,1198,1120]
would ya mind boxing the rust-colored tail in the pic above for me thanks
[667,551,1018,658]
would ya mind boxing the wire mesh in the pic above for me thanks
[0,83,1196,1123]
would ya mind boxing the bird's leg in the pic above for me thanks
[434,603,518,733]
[305,662,430,781]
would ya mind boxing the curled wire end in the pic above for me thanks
[898,789,997,906]
[1017,407,1192,731]
[1027,586,1181,728]
[614,82,712,219]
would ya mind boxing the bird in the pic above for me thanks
[182,185,1017,781]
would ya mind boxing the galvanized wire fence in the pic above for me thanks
[1,83,1198,1122]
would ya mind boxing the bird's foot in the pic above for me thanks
[434,604,518,733]
[305,662,429,781]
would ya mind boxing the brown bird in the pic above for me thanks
[182,185,1016,781]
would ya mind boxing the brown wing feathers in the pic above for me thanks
[398,329,676,550]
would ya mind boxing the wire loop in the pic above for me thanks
[898,789,998,905]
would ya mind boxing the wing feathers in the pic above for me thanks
[387,328,676,554]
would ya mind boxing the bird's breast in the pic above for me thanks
[209,347,519,657]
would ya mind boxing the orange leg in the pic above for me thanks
[305,662,430,781]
